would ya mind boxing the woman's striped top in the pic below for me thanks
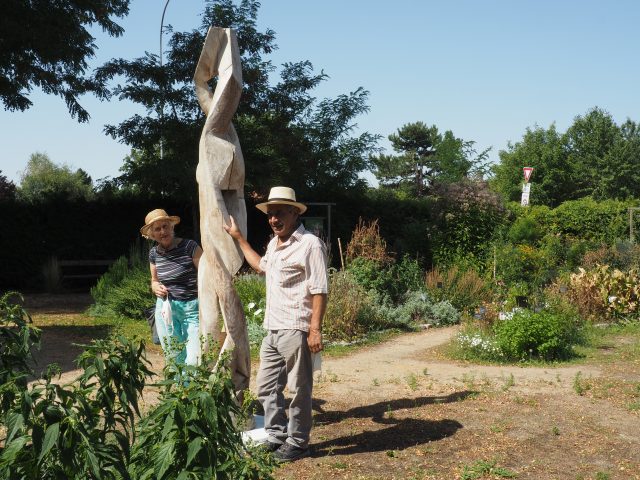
[149,238,199,301]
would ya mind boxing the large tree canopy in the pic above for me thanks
[18,152,93,202]
[96,0,379,203]
[1,0,130,122]
[371,121,490,197]
[491,107,640,207]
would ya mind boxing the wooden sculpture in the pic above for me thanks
[194,27,250,394]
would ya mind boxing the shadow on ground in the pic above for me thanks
[309,392,471,456]
[30,324,113,377]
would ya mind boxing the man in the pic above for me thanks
[223,186,328,463]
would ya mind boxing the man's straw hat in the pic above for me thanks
[140,209,180,238]
[256,186,307,214]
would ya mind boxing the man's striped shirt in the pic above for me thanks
[259,225,328,332]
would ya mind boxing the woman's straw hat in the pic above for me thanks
[256,186,307,214]
[140,209,180,238]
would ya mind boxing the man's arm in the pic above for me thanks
[307,293,327,353]
[223,215,263,273]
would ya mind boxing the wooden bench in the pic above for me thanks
[58,260,117,284]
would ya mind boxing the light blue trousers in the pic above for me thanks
[155,297,200,366]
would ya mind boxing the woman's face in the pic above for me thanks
[151,220,174,249]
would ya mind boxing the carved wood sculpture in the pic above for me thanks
[194,27,250,395]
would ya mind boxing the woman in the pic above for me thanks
[140,209,203,366]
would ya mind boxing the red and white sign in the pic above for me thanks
[523,167,534,183]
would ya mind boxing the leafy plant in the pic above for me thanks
[323,270,369,340]
[0,335,153,479]
[493,307,583,361]
[460,458,516,479]
[130,352,275,479]
[568,265,640,322]
[425,265,488,313]
[234,274,266,326]
[0,292,40,415]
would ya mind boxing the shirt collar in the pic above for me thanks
[276,224,305,248]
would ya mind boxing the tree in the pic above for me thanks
[0,171,17,201]
[0,0,130,122]
[18,152,94,202]
[95,0,378,203]
[491,107,640,207]
[371,121,490,197]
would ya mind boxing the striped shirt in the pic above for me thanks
[259,224,328,331]
[149,239,199,301]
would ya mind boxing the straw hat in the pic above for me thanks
[140,209,180,238]
[256,186,307,214]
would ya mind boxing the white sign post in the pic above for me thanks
[521,167,534,206]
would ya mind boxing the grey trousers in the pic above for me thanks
[257,329,313,449]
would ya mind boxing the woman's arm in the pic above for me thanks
[193,245,204,270]
[150,263,168,298]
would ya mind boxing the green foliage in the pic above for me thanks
[567,265,640,322]
[0,292,40,414]
[323,270,368,340]
[346,256,423,304]
[454,324,503,362]
[0,0,130,121]
[425,265,489,314]
[234,274,266,325]
[96,0,378,201]
[100,267,153,319]
[507,215,544,245]
[91,252,153,320]
[395,292,460,327]
[0,296,274,479]
[0,335,152,480]
[548,197,629,243]
[491,107,640,206]
[17,153,94,202]
[429,179,507,266]
[130,352,275,479]
[0,170,17,201]
[493,307,584,361]
[372,121,490,197]
[460,458,517,479]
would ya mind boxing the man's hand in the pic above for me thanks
[223,215,242,240]
[307,328,323,353]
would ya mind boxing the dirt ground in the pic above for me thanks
[24,294,640,480]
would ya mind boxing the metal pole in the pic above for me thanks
[159,0,171,160]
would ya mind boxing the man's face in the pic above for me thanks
[266,205,299,240]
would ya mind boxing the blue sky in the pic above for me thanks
[3,0,640,185]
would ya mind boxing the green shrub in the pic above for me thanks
[394,292,461,327]
[130,352,276,480]
[324,270,369,340]
[508,216,544,245]
[429,300,461,326]
[454,324,503,361]
[493,307,583,361]
[234,273,266,325]
[548,198,629,243]
[425,265,489,313]
[91,255,130,305]
[99,266,153,319]
[346,255,423,304]
[0,334,153,479]
[346,257,393,299]
[0,292,40,414]
[0,299,275,479]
